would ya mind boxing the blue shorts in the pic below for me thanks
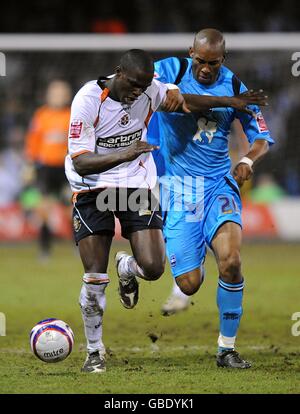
[162,175,242,277]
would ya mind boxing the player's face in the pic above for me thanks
[189,45,224,85]
[117,68,153,104]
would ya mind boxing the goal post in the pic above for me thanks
[0,32,300,51]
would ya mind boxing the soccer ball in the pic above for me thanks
[30,318,74,363]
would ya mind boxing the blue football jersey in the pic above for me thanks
[148,57,274,186]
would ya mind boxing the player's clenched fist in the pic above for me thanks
[161,89,191,113]
[233,162,253,187]
[230,90,268,117]
[124,141,159,161]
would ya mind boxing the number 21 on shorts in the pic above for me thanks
[218,196,239,215]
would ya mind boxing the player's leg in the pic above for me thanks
[36,166,67,261]
[78,234,112,373]
[174,267,205,295]
[161,207,206,315]
[115,228,165,309]
[114,188,166,309]
[211,221,244,347]
[35,166,53,260]
[205,178,251,368]
[211,222,250,368]
[129,228,165,280]
[161,266,205,316]
[73,191,115,372]
[36,196,53,260]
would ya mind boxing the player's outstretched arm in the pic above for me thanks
[72,141,159,176]
[161,89,268,116]
[228,90,268,116]
[233,139,270,187]
[182,90,268,115]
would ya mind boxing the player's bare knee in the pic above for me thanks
[176,279,201,296]
[219,252,242,283]
[141,260,164,281]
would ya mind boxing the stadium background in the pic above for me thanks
[0,0,300,395]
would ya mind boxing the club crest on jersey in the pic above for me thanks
[193,117,217,144]
[170,254,177,267]
[118,113,131,127]
[73,215,81,232]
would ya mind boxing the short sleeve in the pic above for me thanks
[147,79,169,112]
[235,81,275,146]
[68,93,99,159]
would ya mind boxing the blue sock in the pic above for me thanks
[217,277,244,353]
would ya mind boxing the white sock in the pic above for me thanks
[218,334,236,350]
[79,273,109,354]
[120,255,145,280]
[172,281,190,299]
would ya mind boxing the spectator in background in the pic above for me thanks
[24,80,72,261]
[0,126,25,206]
[283,100,300,195]
[249,174,285,204]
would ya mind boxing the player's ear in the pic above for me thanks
[115,66,122,77]
[189,47,194,58]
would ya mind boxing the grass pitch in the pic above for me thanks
[0,242,300,394]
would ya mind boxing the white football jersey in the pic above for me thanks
[65,77,168,193]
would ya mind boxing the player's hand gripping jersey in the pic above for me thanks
[65,78,168,193]
[148,57,274,185]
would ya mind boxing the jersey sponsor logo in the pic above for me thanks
[118,113,131,127]
[193,117,217,144]
[256,112,269,133]
[69,121,83,138]
[96,129,142,148]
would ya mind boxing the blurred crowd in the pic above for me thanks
[1,0,299,33]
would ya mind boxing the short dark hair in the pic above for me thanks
[194,28,226,53]
[120,49,154,74]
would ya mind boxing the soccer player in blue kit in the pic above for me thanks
[148,29,274,368]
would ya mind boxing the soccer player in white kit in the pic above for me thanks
[65,49,269,372]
